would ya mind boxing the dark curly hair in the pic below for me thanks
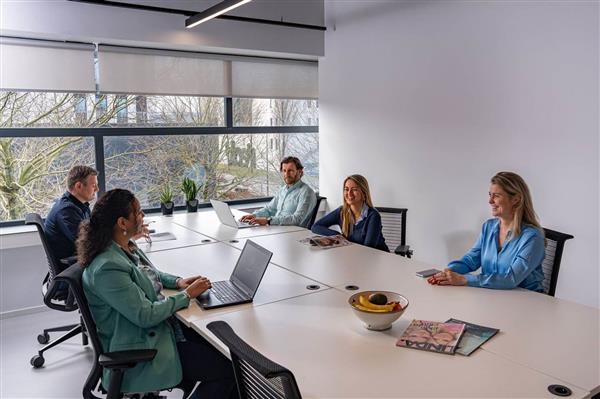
[77,189,136,267]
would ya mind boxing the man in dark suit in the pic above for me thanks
[45,165,98,268]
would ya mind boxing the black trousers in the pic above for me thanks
[177,324,237,399]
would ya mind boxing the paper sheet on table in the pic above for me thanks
[136,231,177,243]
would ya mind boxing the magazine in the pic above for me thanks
[298,234,352,249]
[396,319,465,355]
[446,318,499,356]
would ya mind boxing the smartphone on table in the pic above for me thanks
[416,268,441,278]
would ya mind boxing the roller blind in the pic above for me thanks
[98,45,318,99]
[98,45,231,96]
[231,59,318,99]
[0,38,95,92]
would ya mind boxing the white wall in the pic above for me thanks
[0,0,324,59]
[320,1,599,308]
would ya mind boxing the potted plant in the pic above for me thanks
[181,177,199,212]
[159,185,174,215]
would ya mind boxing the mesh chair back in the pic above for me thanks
[375,207,407,253]
[307,196,326,229]
[25,213,77,310]
[53,263,103,399]
[541,228,574,296]
[25,213,62,286]
[207,321,302,399]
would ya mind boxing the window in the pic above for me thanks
[0,136,95,222]
[0,91,318,225]
[104,132,318,208]
[0,40,319,225]
[233,98,319,127]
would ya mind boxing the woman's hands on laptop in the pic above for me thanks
[180,276,213,298]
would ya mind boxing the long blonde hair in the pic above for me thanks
[341,175,374,237]
[490,171,542,237]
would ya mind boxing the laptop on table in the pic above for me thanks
[196,240,273,310]
[210,199,258,229]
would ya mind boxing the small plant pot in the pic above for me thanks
[186,199,198,212]
[161,202,174,215]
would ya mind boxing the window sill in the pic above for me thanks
[0,200,270,250]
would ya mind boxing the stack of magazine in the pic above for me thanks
[299,234,352,249]
[396,319,499,356]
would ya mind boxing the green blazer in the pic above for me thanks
[82,241,190,393]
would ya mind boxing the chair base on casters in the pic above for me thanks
[37,322,80,344]
[31,323,86,368]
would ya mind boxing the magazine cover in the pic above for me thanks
[298,234,352,249]
[446,318,500,356]
[396,319,465,355]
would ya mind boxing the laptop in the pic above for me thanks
[210,199,258,229]
[196,240,273,310]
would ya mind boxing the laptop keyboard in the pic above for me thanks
[211,281,247,302]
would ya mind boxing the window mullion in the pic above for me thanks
[94,134,106,193]
[225,97,233,128]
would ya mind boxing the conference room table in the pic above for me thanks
[148,210,599,398]
[134,214,216,253]
[146,242,329,327]
[170,209,306,242]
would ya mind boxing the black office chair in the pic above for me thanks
[541,228,574,297]
[25,213,87,368]
[307,195,326,229]
[51,263,162,399]
[207,320,302,399]
[376,207,413,258]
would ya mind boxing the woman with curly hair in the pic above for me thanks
[77,189,235,397]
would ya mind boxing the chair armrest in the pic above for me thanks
[99,349,157,369]
[44,279,78,312]
[60,256,78,266]
[394,245,413,257]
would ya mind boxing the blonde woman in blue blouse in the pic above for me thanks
[430,172,545,291]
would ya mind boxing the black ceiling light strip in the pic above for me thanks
[218,14,326,31]
[69,0,195,16]
[67,0,327,31]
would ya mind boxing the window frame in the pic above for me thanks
[0,97,318,227]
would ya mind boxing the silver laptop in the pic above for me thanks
[210,199,258,229]
[196,240,273,310]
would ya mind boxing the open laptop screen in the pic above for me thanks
[230,241,272,297]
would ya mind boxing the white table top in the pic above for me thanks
[147,242,329,326]
[142,214,599,396]
[171,210,306,242]
[134,215,216,253]
[224,229,600,395]
[327,257,600,394]
[224,230,423,287]
[193,289,589,398]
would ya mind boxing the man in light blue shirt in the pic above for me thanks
[240,156,316,228]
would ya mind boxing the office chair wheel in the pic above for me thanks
[30,355,45,368]
[37,332,50,344]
